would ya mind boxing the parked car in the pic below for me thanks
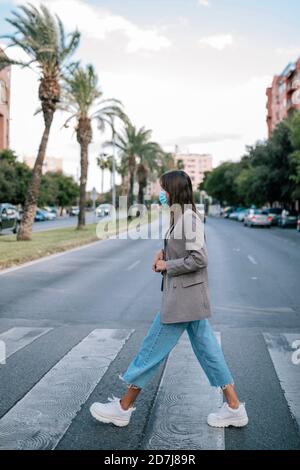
[237,209,248,222]
[263,208,283,226]
[195,203,206,223]
[222,207,235,218]
[0,203,19,233]
[278,210,299,228]
[43,206,58,216]
[69,206,80,216]
[229,207,247,221]
[41,208,56,220]
[244,209,272,228]
[35,209,48,222]
[95,204,111,217]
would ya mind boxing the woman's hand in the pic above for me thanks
[152,249,164,272]
[155,260,167,273]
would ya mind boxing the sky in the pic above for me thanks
[1,0,300,192]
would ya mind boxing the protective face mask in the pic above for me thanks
[159,190,169,207]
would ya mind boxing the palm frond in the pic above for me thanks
[2,3,80,78]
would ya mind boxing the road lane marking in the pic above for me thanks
[0,327,52,361]
[143,331,224,450]
[247,255,258,265]
[126,260,141,271]
[263,333,300,433]
[0,328,134,450]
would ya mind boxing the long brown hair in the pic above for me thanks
[159,170,197,227]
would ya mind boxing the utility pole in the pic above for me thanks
[111,115,116,209]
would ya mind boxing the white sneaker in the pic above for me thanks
[90,395,136,427]
[207,402,249,428]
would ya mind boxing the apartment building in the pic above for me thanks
[147,152,213,197]
[266,57,300,137]
[0,48,11,150]
[24,155,63,173]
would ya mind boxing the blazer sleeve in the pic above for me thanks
[165,211,207,276]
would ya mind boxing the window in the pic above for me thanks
[0,81,6,104]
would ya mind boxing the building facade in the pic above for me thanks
[266,57,300,137]
[24,156,63,173]
[147,152,213,197]
[174,153,213,190]
[0,49,11,150]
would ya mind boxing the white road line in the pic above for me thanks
[126,260,141,271]
[247,255,258,265]
[0,328,134,450]
[0,327,52,361]
[143,331,224,450]
[263,333,300,433]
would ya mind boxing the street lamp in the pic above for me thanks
[98,151,108,195]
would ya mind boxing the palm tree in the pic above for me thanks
[108,123,161,208]
[161,152,176,172]
[136,142,163,204]
[97,153,109,194]
[0,3,80,240]
[62,63,128,229]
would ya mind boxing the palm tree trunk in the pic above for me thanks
[17,113,54,241]
[77,140,89,229]
[137,163,148,205]
[129,170,134,208]
[127,154,136,212]
[138,180,147,205]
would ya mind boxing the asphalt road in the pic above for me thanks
[32,211,101,232]
[0,215,299,450]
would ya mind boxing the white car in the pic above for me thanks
[196,203,206,223]
[244,209,272,228]
[69,206,80,216]
[95,204,111,217]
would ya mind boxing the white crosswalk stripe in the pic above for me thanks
[143,331,224,450]
[0,328,134,450]
[0,323,300,450]
[263,332,300,434]
[0,327,53,363]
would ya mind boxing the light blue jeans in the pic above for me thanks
[119,311,234,390]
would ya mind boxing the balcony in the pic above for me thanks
[287,82,298,94]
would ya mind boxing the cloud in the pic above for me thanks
[12,0,171,54]
[198,34,234,50]
[163,133,242,146]
[198,0,211,6]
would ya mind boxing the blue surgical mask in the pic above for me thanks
[159,190,169,207]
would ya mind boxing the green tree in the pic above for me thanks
[56,172,79,213]
[109,123,163,208]
[288,112,300,201]
[62,63,128,228]
[201,161,241,206]
[0,3,80,240]
[37,171,79,213]
[136,142,163,204]
[0,149,32,205]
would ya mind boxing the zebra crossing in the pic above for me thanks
[0,323,299,449]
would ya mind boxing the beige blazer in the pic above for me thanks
[160,207,212,324]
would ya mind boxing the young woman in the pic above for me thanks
[90,170,248,429]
